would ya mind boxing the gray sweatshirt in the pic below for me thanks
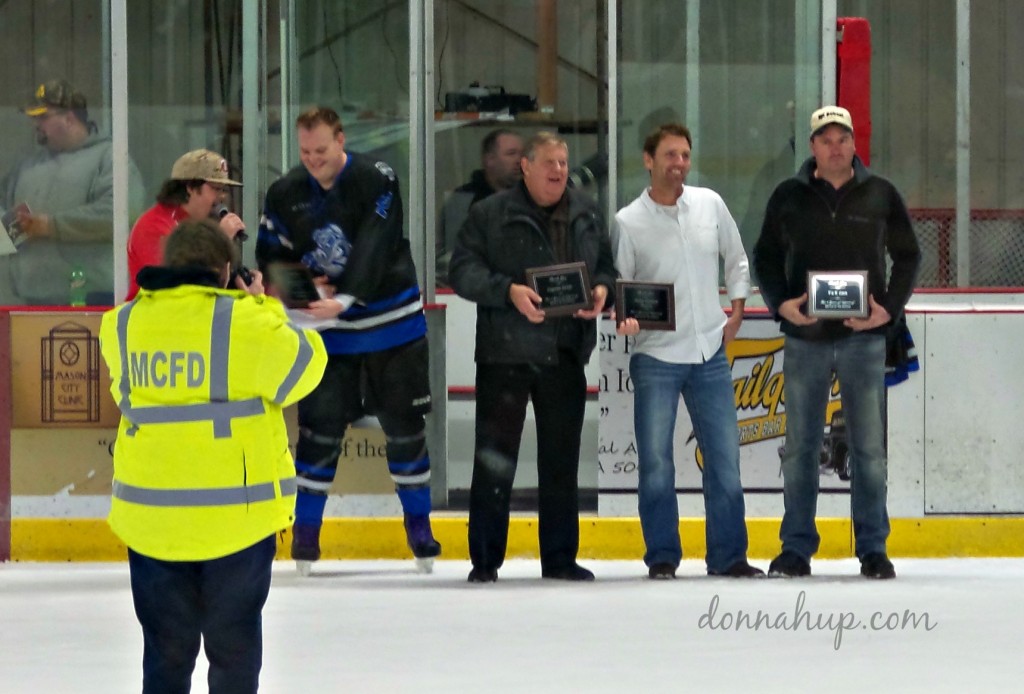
[1,134,144,304]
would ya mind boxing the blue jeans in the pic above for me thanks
[630,348,749,573]
[780,333,889,560]
[128,535,276,694]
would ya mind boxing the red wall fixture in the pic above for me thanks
[837,17,872,166]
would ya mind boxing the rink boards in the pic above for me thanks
[4,297,1024,560]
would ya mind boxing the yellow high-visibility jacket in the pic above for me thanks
[99,284,327,561]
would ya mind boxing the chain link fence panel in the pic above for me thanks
[911,209,1024,288]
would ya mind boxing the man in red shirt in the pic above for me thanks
[125,149,245,300]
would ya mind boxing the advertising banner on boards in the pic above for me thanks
[598,316,851,494]
[5,311,390,519]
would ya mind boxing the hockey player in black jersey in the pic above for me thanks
[258,106,440,574]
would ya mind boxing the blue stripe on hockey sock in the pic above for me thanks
[387,456,429,475]
[396,485,431,516]
[295,491,328,528]
[295,459,337,481]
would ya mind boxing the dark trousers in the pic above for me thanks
[468,358,587,572]
[128,535,276,694]
[294,339,433,520]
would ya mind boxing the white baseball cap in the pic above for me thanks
[810,106,854,137]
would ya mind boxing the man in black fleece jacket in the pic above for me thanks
[753,105,921,580]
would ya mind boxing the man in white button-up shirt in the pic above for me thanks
[614,123,762,580]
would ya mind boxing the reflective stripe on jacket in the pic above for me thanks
[99,284,327,561]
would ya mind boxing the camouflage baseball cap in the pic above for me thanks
[170,149,242,186]
[23,79,88,117]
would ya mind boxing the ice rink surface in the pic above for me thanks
[1,557,1020,693]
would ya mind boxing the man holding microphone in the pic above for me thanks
[126,149,246,300]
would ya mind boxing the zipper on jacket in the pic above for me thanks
[242,452,250,508]
[505,213,552,255]
[808,183,848,224]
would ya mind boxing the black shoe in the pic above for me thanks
[467,567,498,583]
[860,552,896,579]
[541,563,595,582]
[709,560,766,578]
[767,551,811,577]
[648,562,677,580]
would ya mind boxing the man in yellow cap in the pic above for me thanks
[1,79,144,304]
[126,149,246,300]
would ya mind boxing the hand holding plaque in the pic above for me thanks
[524,261,593,317]
[806,270,868,319]
[615,279,675,331]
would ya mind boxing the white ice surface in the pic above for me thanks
[1,558,1020,693]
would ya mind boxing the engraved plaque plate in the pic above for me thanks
[524,261,593,317]
[615,279,675,331]
[807,270,868,319]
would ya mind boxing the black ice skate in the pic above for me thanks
[291,524,321,577]
[404,514,441,574]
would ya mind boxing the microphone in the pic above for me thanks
[214,203,252,285]
[212,203,248,241]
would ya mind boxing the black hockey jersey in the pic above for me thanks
[258,152,426,354]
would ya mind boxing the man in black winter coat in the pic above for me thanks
[753,105,921,581]
[436,129,523,286]
[450,131,617,583]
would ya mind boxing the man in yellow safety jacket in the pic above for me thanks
[99,218,326,694]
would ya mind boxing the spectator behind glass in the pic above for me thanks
[435,128,523,286]
[1,79,144,305]
[125,149,245,301]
